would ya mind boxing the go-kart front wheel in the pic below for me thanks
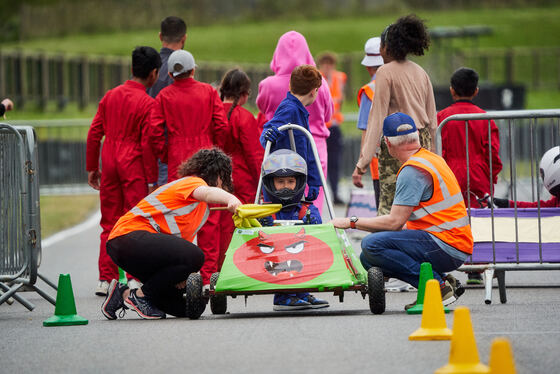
[185,273,206,319]
[210,272,227,314]
[367,267,385,314]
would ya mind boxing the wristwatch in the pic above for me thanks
[350,216,359,229]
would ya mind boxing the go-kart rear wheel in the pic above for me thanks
[368,267,385,314]
[210,272,227,314]
[185,273,206,319]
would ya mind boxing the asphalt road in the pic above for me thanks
[2,207,560,374]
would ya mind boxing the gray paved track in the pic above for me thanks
[2,208,560,373]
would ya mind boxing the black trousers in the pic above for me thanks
[107,230,204,317]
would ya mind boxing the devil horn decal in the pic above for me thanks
[258,230,270,241]
[295,227,306,239]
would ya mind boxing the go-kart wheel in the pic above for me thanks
[367,267,385,314]
[210,272,227,314]
[185,273,206,319]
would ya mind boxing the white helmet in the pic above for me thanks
[539,146,560,197]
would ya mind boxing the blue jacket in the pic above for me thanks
[260,92,321,187]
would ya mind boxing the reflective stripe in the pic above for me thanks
[409,192,464,221]
[423,216,470,233]
[132,177,201,237]
[130,206,160,232]
[193,206,210,236]
[409,156,451,198]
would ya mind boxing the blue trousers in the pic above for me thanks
[360,230,464,287]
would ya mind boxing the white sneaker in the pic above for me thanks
[127,279,143,290]
[95,280,110,296]
[202,284,211,298]
[385,278,416,292]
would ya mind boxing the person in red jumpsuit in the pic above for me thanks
[150,49,229,288]
[437,67,503,209]
[215,68,263,273]
[86,46,161,296]
[438,67,503,285]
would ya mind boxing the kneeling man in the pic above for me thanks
[332,112,472,310]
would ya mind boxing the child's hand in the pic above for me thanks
[257,215,274,226]
[305,186,320,201]
[263,127,282,143]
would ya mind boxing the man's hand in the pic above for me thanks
[148,184,158,194]
[352,167,364,188]
[88,170,101,190]
[331,217,350,229]
[227,196,243,213]
[263,127,282,143]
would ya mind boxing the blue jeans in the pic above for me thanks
[360,230,464,287]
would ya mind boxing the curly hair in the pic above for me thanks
[219,68,251,120]
[176,148,233,192]
[384,14,430,61]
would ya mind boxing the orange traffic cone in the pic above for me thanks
[435,306,490,373]
[489,338,516,373]
[409,279,452,340]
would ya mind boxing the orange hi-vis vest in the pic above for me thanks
[325,70,347,127]
[108,177,210,242]
[357,80,379,179]
[398,148,473,254]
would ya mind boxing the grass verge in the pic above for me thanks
[40,194,99,238]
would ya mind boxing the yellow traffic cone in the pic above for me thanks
[409,279,452,340]
[435,306,490,373]
[489,338,516,373]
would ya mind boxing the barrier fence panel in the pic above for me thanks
[437,109,560,304]
[0,123,55,310]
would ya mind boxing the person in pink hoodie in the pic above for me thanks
[256,31,333,214]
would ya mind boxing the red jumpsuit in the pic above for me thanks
[216,103,263,270]
[86,80,157,281]
[437,100,503,207]
[150,77,229,285]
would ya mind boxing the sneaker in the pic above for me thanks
[467,272,483,285]
[385,278,415,292]
[441,280,458,306]
[95,280,110,296]
[127,279,143,290]
[124,289,166,320]
[101,279,128,320]
[202,284,211,298]
[445,274,465,297]
[273,296,311,311]
[299,294,329,309]
[404,280,459,311]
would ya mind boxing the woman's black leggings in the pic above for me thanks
[107,230,204,317]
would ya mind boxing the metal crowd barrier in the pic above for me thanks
[437,109,560,304]
[0,123,56,310]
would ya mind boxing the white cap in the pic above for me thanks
[361,37,384,67]
[168,50,196,77]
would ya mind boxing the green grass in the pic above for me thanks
[4,6,560,62]
[40,194,99,238]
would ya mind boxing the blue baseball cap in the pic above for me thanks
[383,112,417,137]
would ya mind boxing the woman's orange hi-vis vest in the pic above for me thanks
[325,70,347,127]
[357,80,379,180]
[398,148,473,254]
[109,177,210,242]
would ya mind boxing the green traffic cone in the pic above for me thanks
[407,262,450,315]
[43,274,88,327]
[118,267,127,285]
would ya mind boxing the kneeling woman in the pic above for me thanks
[102,148,242,320]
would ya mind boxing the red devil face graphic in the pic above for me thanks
[233,227,334,285]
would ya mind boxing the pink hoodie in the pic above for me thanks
[256,31,333,140]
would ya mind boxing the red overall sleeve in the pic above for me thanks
[86,94,107,171]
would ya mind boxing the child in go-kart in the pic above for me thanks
[259,149,330,311]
